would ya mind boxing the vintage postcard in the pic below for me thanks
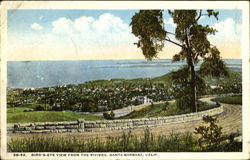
[0,1,249,160]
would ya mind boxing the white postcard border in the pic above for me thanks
[1,1,249,160]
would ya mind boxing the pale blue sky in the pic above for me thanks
[7,9,242,60]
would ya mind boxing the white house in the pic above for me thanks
[134,96,153,105]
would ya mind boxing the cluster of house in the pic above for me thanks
[9,82,226,110]
[96,96,153,111]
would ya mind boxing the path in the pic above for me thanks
[8,97,242,141]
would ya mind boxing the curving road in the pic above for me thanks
[8,97,242,141]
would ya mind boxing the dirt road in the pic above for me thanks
[8,99,242,141]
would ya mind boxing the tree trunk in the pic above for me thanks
[190,61,197,112]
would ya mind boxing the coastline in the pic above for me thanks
[7,59,241,89]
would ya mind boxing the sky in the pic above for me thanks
[7,9,242,61]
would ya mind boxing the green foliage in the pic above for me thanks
[171,66,190,86]
[216,72,242,94]
[131,9,228,112]
[130,10,166,59]
[110,111,115,119]
[194,115,242,151]
[171,66,192,107]
[167,10,219,64]
[35,105,44,111]
[199,47,229,77]
[203,71,242,95]
[171,66,206,110]
[162,101,169,111]
[176,95,192,111]
[103,111,115,120]
[194,115,223,151]
[219,132,242,152]
[197,100,220,111]
[207,10,219,20]
[80,97,97,112]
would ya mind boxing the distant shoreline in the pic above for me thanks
[7,68,242,90]
[7,58,242,62]
[7,59,242,89]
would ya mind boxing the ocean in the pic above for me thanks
[7,59,242,88]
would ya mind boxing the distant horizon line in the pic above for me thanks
[7,58,242,62]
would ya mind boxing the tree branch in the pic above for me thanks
[165,38,185,48]
[196,10,209,21]
[166,31,175,36]
[194,51,199,61]
[184,28,195,65]
[196,10,202,21]
[210,44,216,47]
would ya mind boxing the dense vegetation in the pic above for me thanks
[7,71,241,114]
[7,77,173,113]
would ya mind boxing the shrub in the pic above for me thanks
[194,115,223,151]
[103,112,109,119]
[103,111,115,120]
[35,105,44,111]
[219,132,242,152]
[161,101,169,111]
[23,109,34,112]
[109,111,115,119]
[164,101,169,106]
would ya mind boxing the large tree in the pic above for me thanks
[130,10,228,112]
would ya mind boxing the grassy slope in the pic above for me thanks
[82,69,241,86]
[120,101,218,119]
[81,72,173,87]
[8,107,104,123]
[151,72,173,83]
[8,107,34,113]
[120,103,167,119]
[211,95,242,105]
